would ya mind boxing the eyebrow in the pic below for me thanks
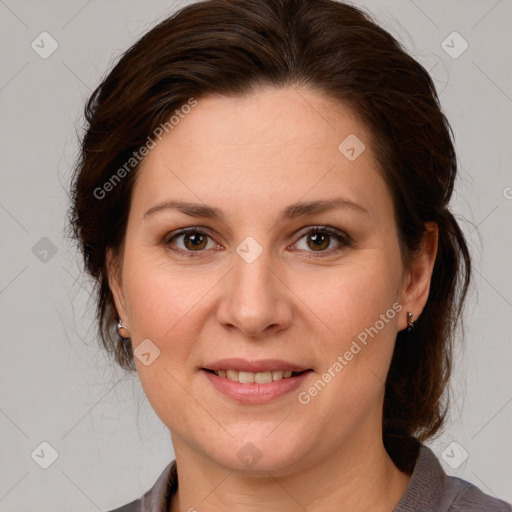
[143,196,370,222]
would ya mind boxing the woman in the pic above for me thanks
[69,0,511,510]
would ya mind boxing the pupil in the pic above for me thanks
[186,233,205,249]
[309,233,328,250]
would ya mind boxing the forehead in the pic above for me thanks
[163,86,370,149]
[130,86,391,223]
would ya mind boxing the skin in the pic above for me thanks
[109,86,438,512]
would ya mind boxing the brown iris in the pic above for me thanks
[183,232,208,251]
[307,232,330,251]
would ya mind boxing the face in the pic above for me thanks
[110,86,436,475]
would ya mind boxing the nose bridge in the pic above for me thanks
[216,239,292,337]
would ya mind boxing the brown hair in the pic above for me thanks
[68,0,471,468]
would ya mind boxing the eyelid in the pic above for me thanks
[294,225,349,241]
[162,226,216,244]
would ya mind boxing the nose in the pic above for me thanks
[216,247,293,339]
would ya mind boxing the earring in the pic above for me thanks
[117,318,130,337]
[407,312,414,331]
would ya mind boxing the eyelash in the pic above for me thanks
[162,226,352,259]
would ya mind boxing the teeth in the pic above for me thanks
[239,371,254,383]
[226,370,239,382]
[255,371,272,384]
[212,369,300,383]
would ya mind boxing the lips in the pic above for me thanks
[201,358,313,403]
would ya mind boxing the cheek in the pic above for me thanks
[293,257,401,412]
[121,256,212,431]
[298,292,400,450]
[293,257,401,344]
[120,253,212,404]
[122,251,211,343]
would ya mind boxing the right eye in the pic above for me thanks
[164,227,221,257]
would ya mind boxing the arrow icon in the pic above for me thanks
[31,31,59,59]
[339,134,365,161]
[32,237,58,263]
[237,442,263,468]
[441,441,468,469]
[31,441,59,469]
[236,237,263,263]
[134,339,161,365]
[441,32,468,59]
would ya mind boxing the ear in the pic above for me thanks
[106,247,128,322]
[398,222,438,331]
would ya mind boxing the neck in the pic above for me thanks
[169,427,412,512]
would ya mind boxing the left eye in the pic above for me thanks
[293,227,351,255]
[167,229,219,253]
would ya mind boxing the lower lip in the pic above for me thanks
[202,370,312,404]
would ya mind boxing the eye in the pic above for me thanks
[163,226,351,258]
[164,228,220,257]
[292,226,352,256]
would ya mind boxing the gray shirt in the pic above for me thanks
[106,445,512,511]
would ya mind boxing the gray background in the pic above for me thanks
[0,0,511,510]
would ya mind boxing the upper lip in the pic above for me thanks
[203,358,311,373]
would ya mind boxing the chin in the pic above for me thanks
[205,433,312,475]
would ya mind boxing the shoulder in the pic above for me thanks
[444,475,512,512]
[104,460,178,512]
[394,443,511,512]
[106,501,140,512]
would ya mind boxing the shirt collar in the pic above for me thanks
[393,444,446,512]
[139,460,178,512]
